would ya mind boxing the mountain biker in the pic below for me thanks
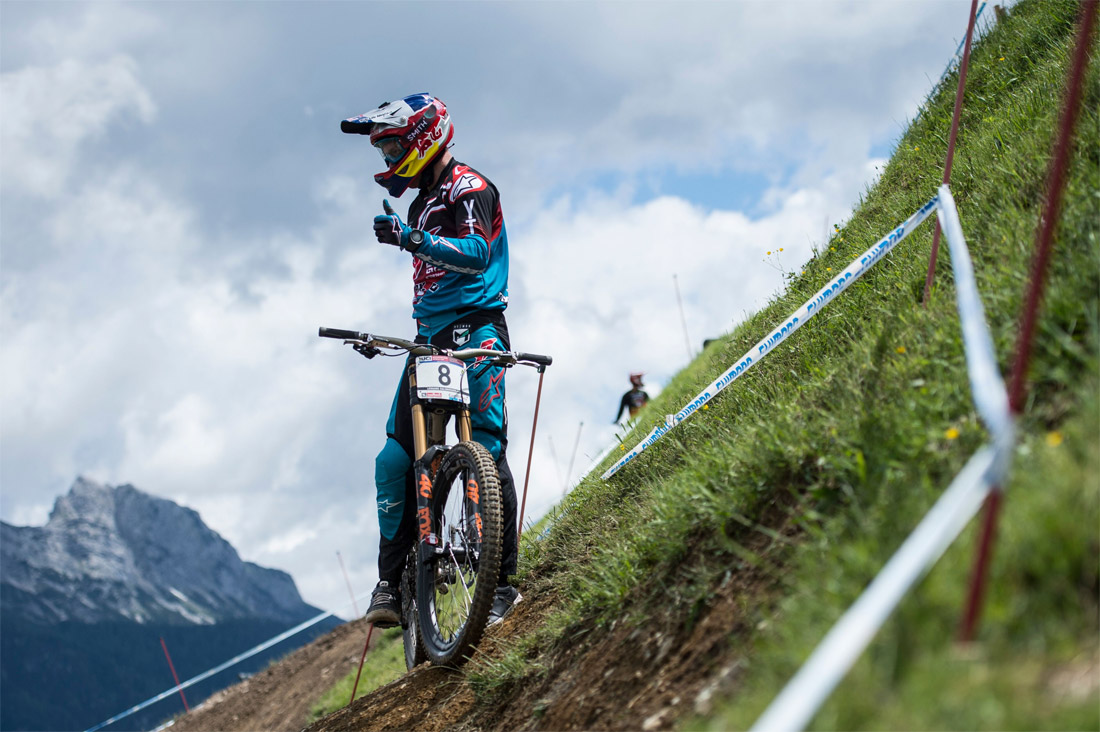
[614,372,650,423]
[341,93,521,629]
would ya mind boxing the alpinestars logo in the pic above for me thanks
[479,366,505,412]
[449,170,487,201]
[453,325,472,346]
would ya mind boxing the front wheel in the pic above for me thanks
[416,440,503,666]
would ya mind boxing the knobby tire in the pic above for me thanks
[416,440,503,666]
[400,548,427,669]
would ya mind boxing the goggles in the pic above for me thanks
[373,135,408,166]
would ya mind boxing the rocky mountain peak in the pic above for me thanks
[1,478,319,626]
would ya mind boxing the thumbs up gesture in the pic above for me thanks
[373,200,416,250]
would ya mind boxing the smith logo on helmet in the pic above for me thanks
[405,118,430,142]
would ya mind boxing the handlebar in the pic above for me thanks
[318,326,552,368]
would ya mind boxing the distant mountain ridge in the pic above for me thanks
[1,477,315,626]
[0,477,342,732]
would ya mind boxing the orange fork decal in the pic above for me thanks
[468,479,484,538]
[418,472,432,500]
[417,506,432,540]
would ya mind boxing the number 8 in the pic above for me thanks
[438,364,451,386]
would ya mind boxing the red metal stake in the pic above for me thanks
[1006,0,1098,415]
[958,488,1003,642]
[517,367,547,545]
[336,550,359,618]
[348,623,375,707]
[159,637,190,713]
[958,0,1098,643]
[922,0,980,306]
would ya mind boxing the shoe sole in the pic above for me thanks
[365,609,401,628]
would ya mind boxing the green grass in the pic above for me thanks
[484,0,1100,728]
[305,627,407,724]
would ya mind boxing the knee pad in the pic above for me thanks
[374,438,411,540]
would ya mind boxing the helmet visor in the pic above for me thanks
[373,135,408,166]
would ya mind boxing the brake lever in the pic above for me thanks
[351,342,381,359]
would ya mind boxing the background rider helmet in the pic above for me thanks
[340,93,454,197]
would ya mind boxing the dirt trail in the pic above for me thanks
[305,578,757,732]
[166,509,791,732]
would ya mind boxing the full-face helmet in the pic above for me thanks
[629,372,645,388]
[341,93,454,197]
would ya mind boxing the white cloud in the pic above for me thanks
[1,56,155,196]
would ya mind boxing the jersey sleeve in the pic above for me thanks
[412,183,498,274]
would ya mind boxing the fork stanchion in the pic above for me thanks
[517,366,547,545]
[348,623,375,707]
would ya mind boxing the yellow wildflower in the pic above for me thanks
[896,346,906,354]
[945,427,960,440]
[1046,431,1064,447]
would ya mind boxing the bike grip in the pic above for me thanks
[318,327,360,340]
[516,352,552,366]
[382,200,396,216]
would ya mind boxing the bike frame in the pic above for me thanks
[407,360,473,564]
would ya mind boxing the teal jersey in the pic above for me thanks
[406,159,509,337]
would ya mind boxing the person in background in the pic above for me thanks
[341,92,521,628]
[614,372,650,423]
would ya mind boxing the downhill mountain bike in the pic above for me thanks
[319,327,551,667]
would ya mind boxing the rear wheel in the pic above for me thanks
[400,548,426,669]
[416,440,503,666]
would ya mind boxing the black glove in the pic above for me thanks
[373,199,421,251]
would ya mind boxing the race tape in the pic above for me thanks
[749,185,1015,731]
[749,446,998,732]
[84,591,373,732]
[936,184,1015,476]
[601,193,940,480]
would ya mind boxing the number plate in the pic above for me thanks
[415,356,469,404]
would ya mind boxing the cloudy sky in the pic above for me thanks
[2,1,984,618]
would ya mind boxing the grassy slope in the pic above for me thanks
[306,627,407,722]
[477,1,1098,729]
